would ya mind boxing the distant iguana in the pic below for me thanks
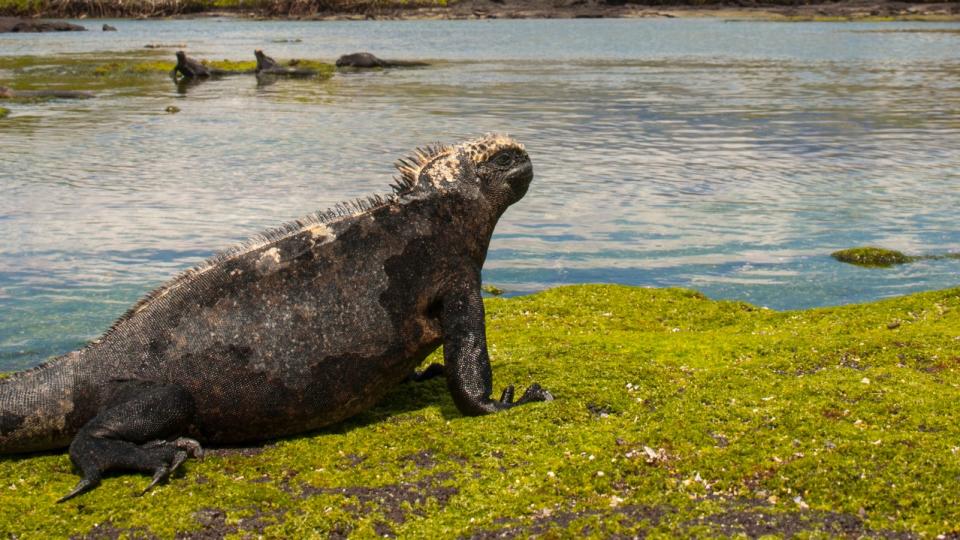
[335,52,429,69]
[0,134,552,502]
[254,49,319,78]
[171,51,252,80]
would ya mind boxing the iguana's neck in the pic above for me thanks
[466,200,503,270]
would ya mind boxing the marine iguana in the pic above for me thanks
[0,133,552,502]
[171,51,253,80]
[254,49,319,78]
[335,52,429,69]
[171,51,214,79]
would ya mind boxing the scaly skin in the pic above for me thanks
[0,134,552,501]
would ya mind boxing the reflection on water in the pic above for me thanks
[1,19,960,369]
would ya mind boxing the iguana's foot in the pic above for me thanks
[170,437,204,460]
[58,381,197,503]
[407,363,445,383]
[503,383,553,407]
[139,437,204,495]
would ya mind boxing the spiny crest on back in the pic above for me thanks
[90,134,523,349]
[391,142,452,194]
[390,133,525,195]
[94,193,392,346]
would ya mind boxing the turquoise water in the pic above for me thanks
[1,19,959,370]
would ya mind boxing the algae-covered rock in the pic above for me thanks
[0,106,8,119]
[285,59,336,78]
[2,284,959,537]
[481,284,505,296]
[831,246,914,267]
[203,58,257,73]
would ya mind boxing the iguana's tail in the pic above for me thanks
[0,353,84,454]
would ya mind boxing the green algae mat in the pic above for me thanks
[0,51,334,96]
[2,284,959,537]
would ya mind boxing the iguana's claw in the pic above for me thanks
[58,477,99,503]
[140,463,173,496]
[499,385,515,404]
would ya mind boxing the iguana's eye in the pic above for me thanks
[491,153,513,168]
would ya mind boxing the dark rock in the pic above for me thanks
[102,24,117,31]
[0,85,94,100]
[0,17,86,33]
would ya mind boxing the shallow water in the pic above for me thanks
[1,19,959,370]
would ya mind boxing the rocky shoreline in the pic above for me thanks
[1,0,958,24]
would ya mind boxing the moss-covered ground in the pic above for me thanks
[2,284,959,537]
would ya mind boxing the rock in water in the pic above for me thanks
[0,17,86,33]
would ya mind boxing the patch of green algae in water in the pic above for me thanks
[0,51,334,96]
[831,246,915,267]
[2,284,959,537]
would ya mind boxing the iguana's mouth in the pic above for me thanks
[511,161,533,184]
[508,161,534,201]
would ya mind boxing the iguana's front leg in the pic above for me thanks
[441,274,553,416]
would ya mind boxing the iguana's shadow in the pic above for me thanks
[214,377,460,454]
[320,377,460,434]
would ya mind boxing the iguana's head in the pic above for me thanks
[393,134,532,212]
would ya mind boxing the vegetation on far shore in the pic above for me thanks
[2,283,959,537]
[1,0,958,20]
[6,0,449,18]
